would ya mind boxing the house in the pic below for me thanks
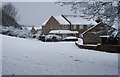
[42,15,97,39]
[22,26,42,34]
[81,22,115,44]
[31,27,37,34]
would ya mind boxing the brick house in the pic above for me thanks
[81,22,115,44]
[42,15,97,39]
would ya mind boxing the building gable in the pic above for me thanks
[82,22,115,44]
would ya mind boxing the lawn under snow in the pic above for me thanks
[0,34,2,76]
[1,34,118,75]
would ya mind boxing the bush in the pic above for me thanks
[0,26,35,39]
[39,35,45,42]
[45,35,62,42]
[63,36,78,41]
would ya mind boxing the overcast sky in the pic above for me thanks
[7,2,74,27]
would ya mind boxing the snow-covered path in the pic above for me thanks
[1,35,118,75]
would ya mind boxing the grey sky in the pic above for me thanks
[11,2,74,27]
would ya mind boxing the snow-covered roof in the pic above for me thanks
[54,16,70,25]
[42,16,69,26]
[100,35,110,38]
[111,30,118,37]
[49,30,78,34]
[63,36,78,40]
[81,23,100,35]
[41,15,97,26]
[112,17,119,30]
[64,15,98,25]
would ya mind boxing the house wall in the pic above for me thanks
[55,34,78,39]
[42,16,97,40]
[31,27,37,34]
[82,23,114,44]
[71,25,88,37]
[42,16,62,35]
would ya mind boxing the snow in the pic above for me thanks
[112,18,119,30]
[64,15,98,25]
[45,35,62,40]
[49,30,78,34]
[100,35,110,38]
[54,16,70,25]
[0,34,2,76]
[84,44,97,47]
[42,15,98,26]
[81,22,100,36]
[63,36,78,40]
[111,30,118,37]
[76,38,83,45]
[2,34,118,75]
[42,16,69,26]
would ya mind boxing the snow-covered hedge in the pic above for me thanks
[63,36,78,41]
[0,26,35,39]
[63,36,78,40]
[45,35,62,42]
[76,38,83,45]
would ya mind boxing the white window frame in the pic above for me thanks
[79,25,83,29]
[73,25,76,29]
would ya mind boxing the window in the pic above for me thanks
[62,25,67,29]
[63,34,67,38]
[79,25,83,29]
[73,25,76,29]
[73,34,76,37]
[87,25,91,29]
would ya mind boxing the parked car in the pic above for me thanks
[45,35,62,42]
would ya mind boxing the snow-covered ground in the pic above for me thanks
[1,34,118,75]
[0,34,2,76]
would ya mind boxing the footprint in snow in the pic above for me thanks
[74,59,83,63]
[91,61,95,63]
[74,59,79,61]
[46,69,48,71]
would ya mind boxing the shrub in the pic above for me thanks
[45,35,62,42]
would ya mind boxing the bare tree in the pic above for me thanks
[2,3,18,21]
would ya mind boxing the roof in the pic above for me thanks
[42,15,98,26]
[100,35,110,38]
[42,15,69,26]
[49,30,79,34]
[81,22,101,35]
[23,26,42,30]
[54,16,70,25]
[112,17,119,30]
[64,15,98,25]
